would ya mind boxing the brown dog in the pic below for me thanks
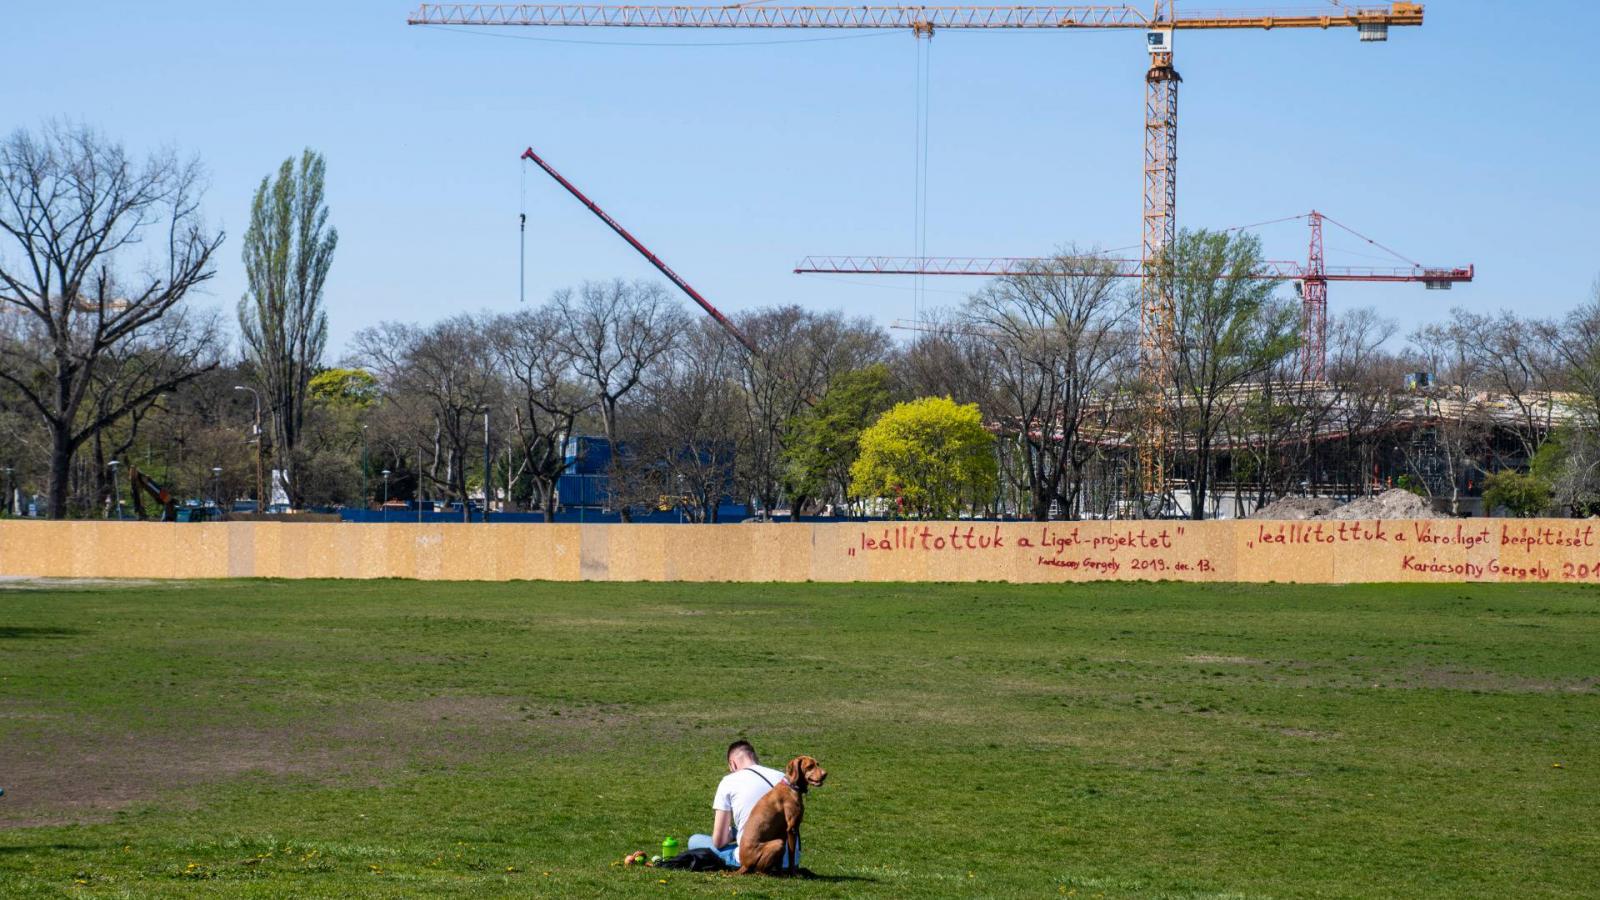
[736,755,827,875]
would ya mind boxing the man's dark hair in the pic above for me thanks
[727,740,756,762]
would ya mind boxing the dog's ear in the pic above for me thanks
[785,757,803,786]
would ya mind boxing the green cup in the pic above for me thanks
[661,836,680,859]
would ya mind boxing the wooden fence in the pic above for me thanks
[2,519,1597,584]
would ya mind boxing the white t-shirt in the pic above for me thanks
[712,764,787,852]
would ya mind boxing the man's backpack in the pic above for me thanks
[656,848,730,872]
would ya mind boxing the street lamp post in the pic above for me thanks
[3,466,13,517]
[361,424,369,510]
[382,469,391,521]
[482,410,492,524]
[108,460,122,520]
[233,386,266,513]
[211,466,222,513]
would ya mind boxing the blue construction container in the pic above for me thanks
[557,473,609,508]
[555,435,742,517]
[563,435,613,475]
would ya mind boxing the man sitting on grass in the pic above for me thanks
[686,739,790,869]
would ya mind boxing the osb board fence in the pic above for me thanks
[2,519,1599,584]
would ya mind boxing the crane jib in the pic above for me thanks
[409,4,1425,31]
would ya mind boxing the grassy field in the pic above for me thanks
[1,578,1596,898]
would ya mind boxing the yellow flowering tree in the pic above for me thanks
[849,396,997,519]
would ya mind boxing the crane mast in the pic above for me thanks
[1140,1,1178,507]
[412,2,1428,515]
[1302,210,1328,380]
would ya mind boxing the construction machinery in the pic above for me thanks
[410,2,1429,509]
[127,466,177,522]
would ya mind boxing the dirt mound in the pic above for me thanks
[1251,496,1340,520]
[1251,488,1446,520]
[1328,488,1445,520]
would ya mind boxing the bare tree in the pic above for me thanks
[1224,352,1321,516]
[493,307,596,521]
[731,309,811,519]
[634,319,741,522]
[355,316,500,521]
[0,124,224,517]
[237,149,337,507]
[135,362,257,508]
[1531,281,1600,514]
[1537,281,1600,426]
[961,251,1134,520]
[1227,309,1399,514]
[554,279,686,521]
[1325,307,1404,497]
[1406,319,1491,514]
[732,306,889,518]
[85,309,223,511]
[1452,307,1557,465]
[896,316,1002,408]
[0,365,43,513]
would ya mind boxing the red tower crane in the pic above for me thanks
[795,210,1473,380]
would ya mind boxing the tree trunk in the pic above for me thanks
[451,447,470,523]
[45,419,75,519]
[93,432,110,518]
[1191,440,1210,521]
[428,429,441,505]
[540,479,556,523]
[1030,493,1051,522]
[596,399,633,523]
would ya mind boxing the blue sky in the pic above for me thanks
[11,1,1596,354]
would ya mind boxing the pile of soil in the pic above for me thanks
[1328,488,1446,520]
[1252,488,1446,520]
[1250,496,1340,520]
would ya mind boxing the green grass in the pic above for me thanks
[1,578,1597,898]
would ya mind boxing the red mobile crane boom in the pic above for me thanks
[520,146,759,356]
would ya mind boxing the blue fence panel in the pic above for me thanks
[340,507,746,524]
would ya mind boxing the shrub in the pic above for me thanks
[1481,469,1552,518]
[849,396,997,519]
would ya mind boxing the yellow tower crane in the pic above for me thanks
[408,2,1427,514]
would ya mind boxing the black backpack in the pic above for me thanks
[656,848,730,872]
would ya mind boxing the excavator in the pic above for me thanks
[127,466,177,522]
